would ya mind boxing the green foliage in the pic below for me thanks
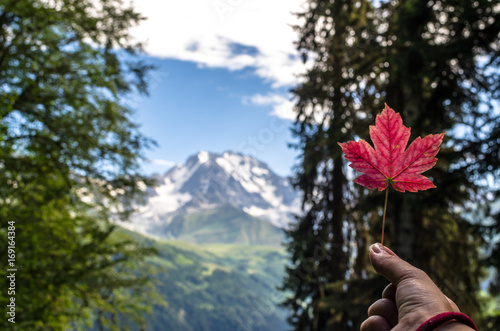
[126,230,289,331]
[281,0,500,329]
[160,204,284,245]
[0,0,162,329]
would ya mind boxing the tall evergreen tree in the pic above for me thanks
[281,0,500,329]
[280,1,386,329]
[0,0,163,329]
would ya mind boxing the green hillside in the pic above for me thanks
[119,211,290,330]
[148,241,288,331]
[162,204,285,245]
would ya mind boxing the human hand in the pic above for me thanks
[360,243,475,331]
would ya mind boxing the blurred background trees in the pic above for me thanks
[0,0,163,329]
[281,0,500,329]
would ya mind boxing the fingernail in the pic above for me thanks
[370,243,383,254]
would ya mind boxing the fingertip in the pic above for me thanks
[368,244,415,285]
[367,298,398,327]
[369,243,396,256]
[368,244,385,269]
[369,243,383,254]
[380,245,397,256]
[382,283,396,300]
[360,315,392,331]
[368,243,389,271]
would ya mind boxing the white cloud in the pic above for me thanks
[130,0,307,87]
[248,93,334,124]
[151,159,177,167]
[248,93,297,120]
[250,94,287,106]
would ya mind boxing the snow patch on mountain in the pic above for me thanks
[198,150,210,164]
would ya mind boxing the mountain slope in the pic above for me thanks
[165,204,284,245]
[120,229,289,331]
[123,151,301,238]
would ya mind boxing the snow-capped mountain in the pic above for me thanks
[122,151,302,237]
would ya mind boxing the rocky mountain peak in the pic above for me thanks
[123,151,301,237]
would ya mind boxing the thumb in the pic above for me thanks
[369,243,421,286]
[368,244,463,326]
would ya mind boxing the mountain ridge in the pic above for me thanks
[121,151,301,239]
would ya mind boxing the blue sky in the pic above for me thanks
[132,57,298,176]
[129,0,308,176]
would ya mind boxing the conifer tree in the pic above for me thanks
[280,1,385,329]
[281,0,500,329]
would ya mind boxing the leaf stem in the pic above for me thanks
[381,189,389,246]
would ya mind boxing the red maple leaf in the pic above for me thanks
[338,104,445,193]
